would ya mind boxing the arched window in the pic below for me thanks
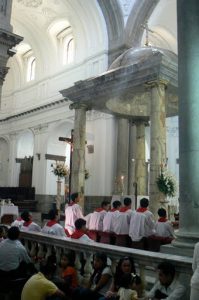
[27,56,36,81]
[63,37,74,65]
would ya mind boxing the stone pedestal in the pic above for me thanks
[70,103,87,211]
[149,81,167,216]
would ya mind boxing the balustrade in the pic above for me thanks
[20,231,192,300]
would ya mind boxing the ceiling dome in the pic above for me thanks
[109,46,177,70]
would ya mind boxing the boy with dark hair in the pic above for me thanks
[155,208,175,238]
[21,210,41,232]
[71,218,93,242]
[42,209,66,237]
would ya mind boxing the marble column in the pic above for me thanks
[128,123,136,195]
[114,118,129,195]
[173,0,199,251]
[69,103,87,211]
[134,120,148,196]
[148,81,167,215]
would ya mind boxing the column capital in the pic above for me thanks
[132,118,149,127]
[145,79,168,89]
[69,102,90,111]
[32,124,49,135]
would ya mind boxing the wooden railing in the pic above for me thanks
[20,231,193,300]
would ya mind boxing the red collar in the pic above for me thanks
[47,220,57,227]
[95,208,105,212]
[71,229,85,239]
[110,208,117,212]
[23,220,32,227]
[158,217,168,222]
[120,207,130,212]
[136,207,148,213]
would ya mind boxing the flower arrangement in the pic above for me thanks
[52,162,69,178]
[85,169,90,180]
[156,168,177,197]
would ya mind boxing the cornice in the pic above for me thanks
[0,98,69,123]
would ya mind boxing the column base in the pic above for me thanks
[161,230,199,257]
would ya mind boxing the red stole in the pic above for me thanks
[46,220,57,227]
[95,208,105,212]
[23,220,32,227]
[71,229,85,239]
[120,207,130,212]
[136,207,148,213]
[110,208,117,212]
[158,217,168,222]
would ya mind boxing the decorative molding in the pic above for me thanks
[0,98,69,123]
[45,154,66,162]
[0,29,23,48]
[17,0,43,8]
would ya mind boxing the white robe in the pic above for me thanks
[103,211,119,232]
[155,220,175,238]
[129,210,155,241]
[21,221,41,232]
[112,211,133,235]
[88,210,107,231]
[64,203,84,231]
[42,223,66,237]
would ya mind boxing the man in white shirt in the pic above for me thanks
[65,192,84,235]
[147,261,185,300]
[42,209,66,237]
[0,226,31,279]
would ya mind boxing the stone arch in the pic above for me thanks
[97,0,124,64]
[125,0,160,47]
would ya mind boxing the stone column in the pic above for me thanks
[0,0,13,31]
[173,0,199,251]
[128,123,136,195]
[148,81,167,215]
[69,103,87,211]
[114,118,129,195]
[134,120,148,196]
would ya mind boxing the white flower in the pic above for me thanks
[52,162,69,178]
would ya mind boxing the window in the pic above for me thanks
[26,56,36,81]
[63,37,74,65]
[56,26,75,65]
